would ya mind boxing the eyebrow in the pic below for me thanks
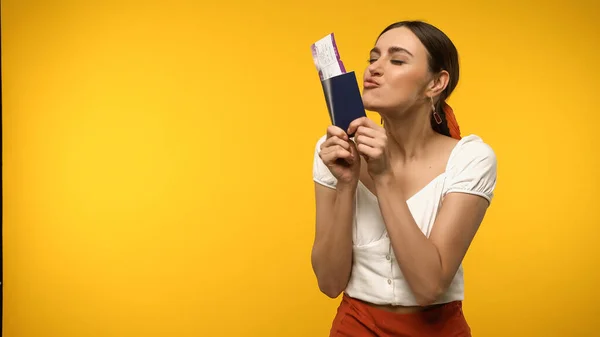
[370,46,414,57]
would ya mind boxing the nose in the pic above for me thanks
[368,61,383,77]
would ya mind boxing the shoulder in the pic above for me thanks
[445,134,497,203]
[448,134,496,169]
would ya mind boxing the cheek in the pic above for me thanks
[388,70,425,96]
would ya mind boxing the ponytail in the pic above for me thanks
[442,102,461,140]
[431,99,461,140]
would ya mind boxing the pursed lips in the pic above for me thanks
[363,78,380,89]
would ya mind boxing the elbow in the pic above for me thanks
[311,249,349,299]
[318,280,345,299]
[415,295,440,307]
[414,285,445,307]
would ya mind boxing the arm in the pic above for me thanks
[310,130,361,298]
[374,175,489,306]
[347,117,497,306]
[311,182,355,298]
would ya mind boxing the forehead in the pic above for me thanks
[374,27,427,57]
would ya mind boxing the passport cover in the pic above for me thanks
[320,71,367,137]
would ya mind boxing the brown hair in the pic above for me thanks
[378,20,461,139]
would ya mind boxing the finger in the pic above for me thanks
[326,125,348,141]
[321,145,352,160]
[355,134,381,148]
[322,136,351,152]
[354,125,378,139]
[356,143,383,159]
[345,138,358,155]
[322,150,354,166]
[355,127,387,150]
[363,117,381,129]
[347,117,369,136]
[348,117,380,135]
[320,145,354,164]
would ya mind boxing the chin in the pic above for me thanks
[362,95,377,111]
[362,98,385,113]
[362,91,388,112]
[362,94,405,115]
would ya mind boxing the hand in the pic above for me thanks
[347,117,391,179]
[319,125,361,186]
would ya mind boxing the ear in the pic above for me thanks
[427,70,450,98]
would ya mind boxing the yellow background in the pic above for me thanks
[2,0,599,336]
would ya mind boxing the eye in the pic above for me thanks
[391,60,405,65]
[367,58,378,64]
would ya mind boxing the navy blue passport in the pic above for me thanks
[320,71,367,137]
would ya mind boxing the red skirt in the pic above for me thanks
[329,293,472,337]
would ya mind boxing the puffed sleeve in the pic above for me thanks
[444,135,497,204]
[312,135,338,189]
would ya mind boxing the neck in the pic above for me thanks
[381,106,437,163]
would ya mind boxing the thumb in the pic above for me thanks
[349,139,361,161]
[349,138,358,152]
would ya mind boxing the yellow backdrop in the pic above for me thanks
[3,0,599,336]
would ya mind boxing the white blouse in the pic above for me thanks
[312,134,497,306]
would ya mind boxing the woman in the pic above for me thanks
[311,21,497,336]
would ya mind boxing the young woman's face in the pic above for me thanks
[362,27,433,115]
